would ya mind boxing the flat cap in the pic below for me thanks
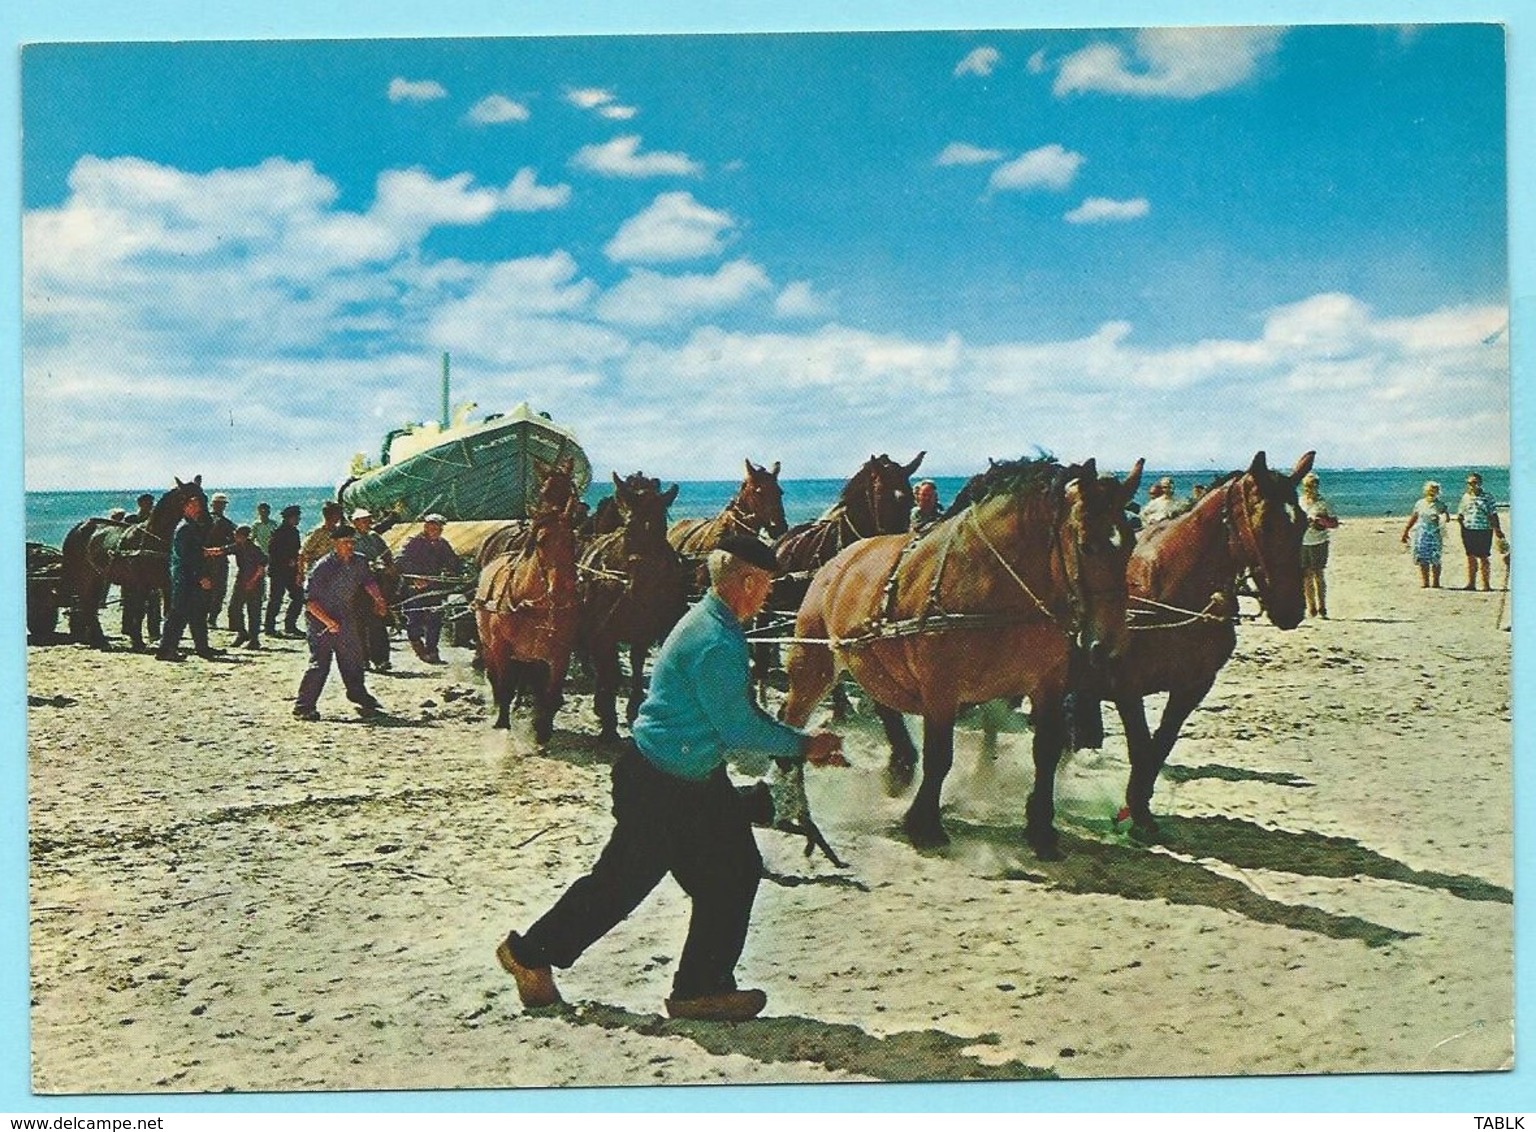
[350,508,372,521]
[717,535,780,575]
[210,492,230,503]
[281,505,302,517]
[423,512,448,525]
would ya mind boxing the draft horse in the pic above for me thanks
[578,472,691,740]
[1097,450,1314,842]
[474,491,582,744]
[59,476,207,650]
[784,457,1144,859]
[771,451,925,610]
[668,458,788,593]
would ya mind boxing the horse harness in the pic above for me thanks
[832,504,1084,651]
[1126,477,1254,631]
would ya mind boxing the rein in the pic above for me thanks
[1125,479,1255,631]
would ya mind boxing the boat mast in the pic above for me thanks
[440,352,451,429]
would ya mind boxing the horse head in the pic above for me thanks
[532,457,577,517]
[612,470,678,552]
[1226,449,1315,630]
[846,451,924,536]
[155,476,207,536]
[739,459,788,539]
[1056,457,1143,667]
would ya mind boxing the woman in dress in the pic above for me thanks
[1298,471,1338,618]
[1400,480,1449,588]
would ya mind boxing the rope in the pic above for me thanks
[964,507,1058,624]
[1126,593,1232,630]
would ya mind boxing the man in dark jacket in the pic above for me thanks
[206,492,237,629]
[264,505,305,638]
[155,492,223,661]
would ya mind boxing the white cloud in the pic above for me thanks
[467,94,531,124]
[596,260,772,327]
[388,77,448,103]
[18,156,1508,481]
[566,87,638,119]
[1054,28,1284,98]
[502,168,571,211]
[1065,196,1150,223]
[571,135,701,178]
[371,168,503,231]
[935,142,1005,167]
[604,192,736,263]
[774,281,832,320]
[1027,50,1049,75]
[986,144,1084,195]
[955,46,1000,77]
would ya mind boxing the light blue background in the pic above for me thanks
[4,0,1529,1114]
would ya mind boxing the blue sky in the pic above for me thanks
[19,24,1510,489]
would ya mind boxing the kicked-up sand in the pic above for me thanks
[25,518,1513,1093]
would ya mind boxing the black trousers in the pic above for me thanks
[514,744,762,1000]
[265,572,303,633]
[228,586,264,643]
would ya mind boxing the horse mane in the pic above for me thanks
[942,454,1061,518]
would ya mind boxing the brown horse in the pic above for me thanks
[578,472,690,740]
[771,451,924,606]
[59,476,206,650]
[784,457,1144,859]
[668,459,788,591]
[1096,450,1314,842]
[474,494,581,743]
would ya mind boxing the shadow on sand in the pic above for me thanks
[516,999,1056,1083]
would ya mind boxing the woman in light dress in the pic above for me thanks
[1400,480,1449,588]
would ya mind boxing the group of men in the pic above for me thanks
[133,489,468,718]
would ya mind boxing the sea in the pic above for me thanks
[22,466,1512,550]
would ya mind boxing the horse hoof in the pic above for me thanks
[904,815,949,850]
[1025,828,1063,861]
[493,719,510,730]
[883,763,915,797]
[1127,820,1165,846]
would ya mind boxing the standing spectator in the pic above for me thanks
[123,492,162,638]
[1298,471,1339,618]
[250,501,277,554]
[205,493,237,629]
[292,527,389,722]
[349,508,394,672]
[1454,471,1504,591]
[1139,477,1184,524]
[909,479,943,533]
[1401,480,1449,589]
[265,505,305,638]
[302,501,346,571]
[228,524,268,649]
[155,492,224,661]
[396,513,462,664]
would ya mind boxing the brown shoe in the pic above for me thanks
[496,937,561,1009]
[664,988,767,1022]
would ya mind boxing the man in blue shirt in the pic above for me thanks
[293,527,390,722]
[497,536,845,1022]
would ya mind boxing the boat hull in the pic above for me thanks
[339,416,591,521]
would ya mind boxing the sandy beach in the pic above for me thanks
[25,517,1513,1094]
